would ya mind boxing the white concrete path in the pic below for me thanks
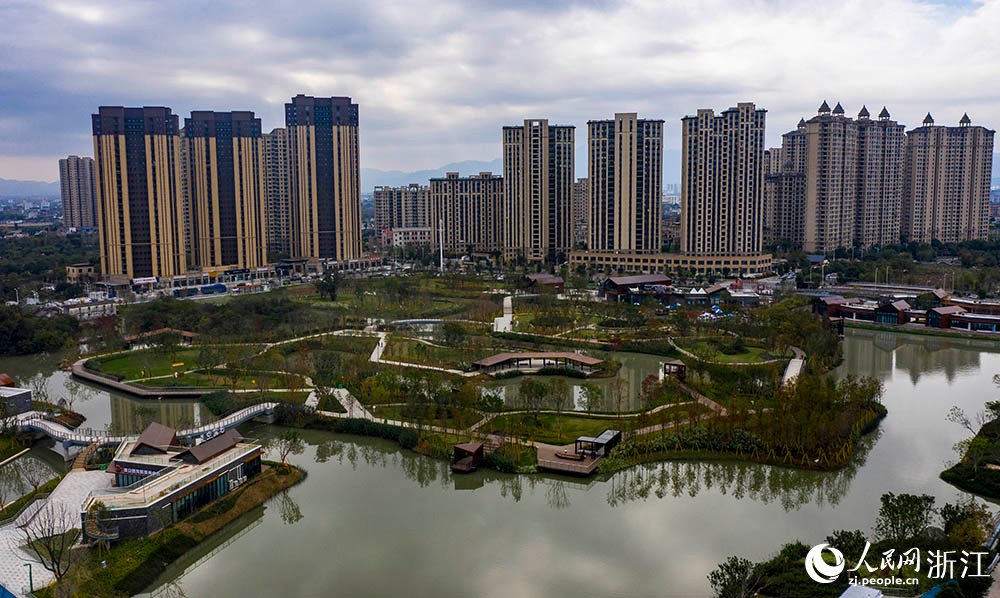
[0,470,112,595]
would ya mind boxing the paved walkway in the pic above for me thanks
[493,295,513,333]
[0,470,112,595]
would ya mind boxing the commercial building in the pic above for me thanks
[59,155,97,229]
[81,423,262,541]
[263,127,291,256]
[93,106,186,279]
[184,111,267,271]
[568,249,772,277]
[429,172,504,254]
[588,113,664,254]
[572,177,589,245]
[902,113,995,243]
[286,94,361,260]
[502,120,575,262]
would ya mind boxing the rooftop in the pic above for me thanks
[90,440,259,510]
[473,352,603,368]
[606,274,672,286]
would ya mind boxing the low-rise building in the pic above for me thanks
[0,386,31,416]
[571,250,772,277]
[524,273,564,293]
[62,298,117,321]
[65,263,96,284]
[82,423,262,541]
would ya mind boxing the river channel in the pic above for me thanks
[4,327,1000,596]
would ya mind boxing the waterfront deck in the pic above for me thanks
[535,443,603,475]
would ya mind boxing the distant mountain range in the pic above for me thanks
[362,151,683,190]
[2,151,994,198]
[362,159,504,190]
[0,178,60,198]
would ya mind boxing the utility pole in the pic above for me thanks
[438,218,444,273]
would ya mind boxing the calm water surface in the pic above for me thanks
[5,329,1000,596]
[147,328,1000,597]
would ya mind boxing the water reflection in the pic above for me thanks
[605,431,876,510]
[841,328,997,384]
[277,490,303,526]
[259,423,878,514]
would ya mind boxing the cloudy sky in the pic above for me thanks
[1,0,998,182]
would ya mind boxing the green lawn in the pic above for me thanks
[485,412,622,445]
[140,369,305,391]
[370,404,483,429]
[90,348,202,380]
[675,338,789,363]
[381,337,494,369]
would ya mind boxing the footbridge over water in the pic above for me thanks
[14,402,278,457]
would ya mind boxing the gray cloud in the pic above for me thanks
[0,0,997,182]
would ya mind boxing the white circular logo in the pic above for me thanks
[805,543,845,584]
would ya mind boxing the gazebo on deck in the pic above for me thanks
[451,442,485,473]
[574,429,622,458]
[663,359,686,381]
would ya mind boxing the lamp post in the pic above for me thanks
[24,563,33,593]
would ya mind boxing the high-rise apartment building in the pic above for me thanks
[373,184,431,233]
[799,102,905,253]
[59,155,96,229]
[183,111,267,271]
[285,94,360,260]
[263,128,291,257]
[572,177,589,245]
[92,106,186,279]
[429,172,503,254]
[588,113,663,254]
[764,122,808,249]
[502,120,575,262]
[902,113,995,243]
[681,102,766,258]
[854,106,905,248]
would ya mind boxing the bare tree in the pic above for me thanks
[60,379,93,414]
[265,430,304,469]
[549,379,570,443]
[19,458,52,493]
[17,501,82,584]
[27,373,50,407]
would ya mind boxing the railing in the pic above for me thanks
[0,493,49,528]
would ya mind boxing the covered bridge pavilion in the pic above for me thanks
[472,352,603,375]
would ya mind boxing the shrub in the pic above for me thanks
[398,428,419,449]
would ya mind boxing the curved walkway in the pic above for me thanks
[15,402,278,447]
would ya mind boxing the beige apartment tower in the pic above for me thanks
[502,120,575,262]
[59,155,97,229]
[183,111,267,271]
[902,113,995,244]
[800,102,905,253]
[429,172,503,254]
[374,184,431,234]
[264,127,291,256]
[588,113,663,254]
[681,103,766,258]
[285,94,361,260]
[572,177,589,245]
[92,106,186,279]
